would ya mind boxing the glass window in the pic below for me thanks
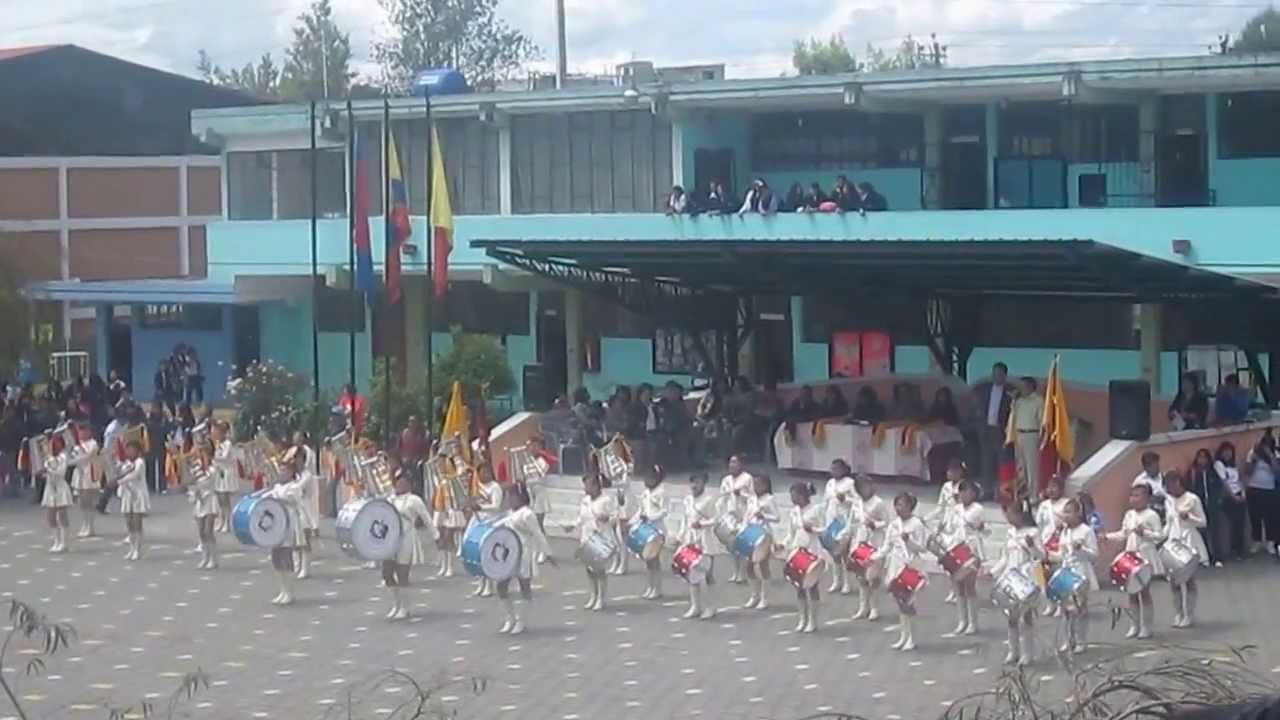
[316,289,365,333]
[752,111,923,171]
[1072,105,1139,163]
[653,328,718,375]
[584,301,653,339]
[1001,104,1064,158]
[226,151,273,220]
[1219,91,1280,159]
[136,303,223,330]
[431,282,530,336]
[276,149,346,220]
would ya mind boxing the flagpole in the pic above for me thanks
[346,99,357,395]
[309,100,320,406]
[382,96,393,449]
[424,87,434,434]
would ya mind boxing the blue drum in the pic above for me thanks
[820,517,847,554]
[1046,565,1086,604]
[232,493,289,548]
[732,523,771,563]
[626,521,664,560]
[462,520,522,581]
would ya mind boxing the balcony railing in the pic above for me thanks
[994,157,1216,209]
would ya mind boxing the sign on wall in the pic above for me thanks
[831,330,893,377]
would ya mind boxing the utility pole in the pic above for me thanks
[555,0,568,89]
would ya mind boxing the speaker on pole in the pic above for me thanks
[1109,379,1151,441]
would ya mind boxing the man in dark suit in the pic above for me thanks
[970,362,1012,499]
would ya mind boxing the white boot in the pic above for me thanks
[698,584,716,620]
[1126,601,1141,638]
[584,576,598,610]
[684,587,699,619]
[852,590,869,620]
[393,588,409,620]
[57,527,69,553]
[279,573,295,606]
[509,601,526,636]
[593,577,608,611]
[795,596,809,632]
[135,532,145,560]
[900,615,916,651]
[387,588,401,619]
[124,533,135,561]
[272,570,288,605]
[49,530,59,553]
[500,598,516,633]
[952,597,970,635]
[944,588,956,604]
[964,599,979,635]
[1005,623,1021,664]
[1074,611,1089,653]
[828,564,842,594]
[1018,626,1035,667]
[207,542,219,570]
[744,578,760,609]
[730,557,744,584]
[891,619,908,649]
[296,549,311,580]
[756,579,769,611]
[805,597,818,633]
[1170,586,1184,628]
[1137,597,1153,639]
[652,570,663,601]
[867,596,880,622]
[1182,586,1197,628]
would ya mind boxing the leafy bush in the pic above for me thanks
[365,358,433,445]
[226,360,316,443]
[431,330,514,402]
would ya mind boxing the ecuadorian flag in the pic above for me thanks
[386,133,411,304]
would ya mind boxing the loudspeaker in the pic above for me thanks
[522,364,552,412]
[1109,380,1151,440]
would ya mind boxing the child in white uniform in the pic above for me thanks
[284,443,320,580]
[1106,483,1164,639]
[1035,475,1071,616]
[631,468,668,600]
[823,459,856,594]
[785,481,826,633]
[264,454,309,606]
[573,474,619,612]
[878,493,929,652]
[495,483,554,634]
[469,473,506,597]
[429,444,467,578]
[843,475,891,622]
[1051,498,1099,654]
[40,433,72,553]
[68,423,100,538]
[947,480,988,635]
[385,474,434,621]
[1163,471,1208,628]
[743,474,779,611]
[187,440,219,570]
[928,457,964,603]
[600,470,630,577]
[116,440,149,561]
[211,422,239,534]
[987,503,1042,666]
[680,473,717,620]
[718,455,752,583]
[525,435,555,563]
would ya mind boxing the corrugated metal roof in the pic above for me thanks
[0,44,64,61]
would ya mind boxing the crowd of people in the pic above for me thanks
[666,175,889,217]
[153,344,206,412]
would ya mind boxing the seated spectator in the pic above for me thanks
[657,381,694,468]
[604,389,634,438]
[831,175,857,211]
[891,383,926,422]
[804,182,827,211]
[1169,372,1209,430]
[570,387,605,448]
[665,185,689,215]
[784,182,805,212]
[630,384,659,439]
[694,376,726,462]
[820,385,849,418]
[1214,373,1250,426]
[787,385,822,423]
[699,181,731,215]
[928,386,960,426]
[856,182,888,211]
[850,386,886,425]
[738,178,780,216]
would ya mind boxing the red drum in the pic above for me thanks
[784,548,823,590]
[938,542,978,580]
[1109,551,1153,594]
[1044,533,1061,555]
[846,542,878,577]
[671,544,710,585]
[888,566,928,603]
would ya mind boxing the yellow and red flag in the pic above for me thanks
[429,125,453,299]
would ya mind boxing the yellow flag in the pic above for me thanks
[1040,355,1075,465]
[441,381,470,464]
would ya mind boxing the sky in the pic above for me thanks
[3,0,1271,82]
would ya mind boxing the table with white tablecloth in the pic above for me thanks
[773,421,965,479]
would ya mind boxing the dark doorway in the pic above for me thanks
[751,296,793,386]
[941,106,988,209]
[1157,133,1209,206]
[693,148,736,200]
[537,291,568,399]
[108,309,131,383]
[231,305,261,378]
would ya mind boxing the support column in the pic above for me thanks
[1204,94,1219,201]
[985,102,1000,209]
[497,116,513,215]
[922,106,943,210]
[1137,303,1163,391]
[564,288,583,393]
[405,275,427,380]
[671,110,687,190]
[94,304,111,378]
[1138,96,1158,203]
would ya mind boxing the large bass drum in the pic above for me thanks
[232,493,290,548]
[336,497,404,562]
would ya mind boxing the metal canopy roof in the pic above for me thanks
[476,238,1276,302]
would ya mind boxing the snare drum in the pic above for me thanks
[846,541,879,577]
[784,548,823,589]
[461,520,523,581]
[626,521,664,561]
[232,494,289,548]
[1044,533,1061,555]
[732,523,771,563]
[819,517,847,555]
[1109,551,1153,594]
[1159,539,1198,584]
[937,542,979,580]
[991,567,1041,610]
[671,544,711,585]
[1046,566,1086,604]
[578,530,617,573]
[888,566,928,603]
[335,497,403,562]
[712,515,740,550]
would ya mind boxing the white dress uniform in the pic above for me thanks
[390,492,434,567]
[212,440,240,493]
[1054,522,1100,591]
[787,504,825,557]
[718,472,753,520]
[295,468,320,533]
[68,440,99,492]
[745,492,780,535]
[927,480,960,529]
[824,475,856,526]
[264,479,307,549]
[681,493,718,548]
[843,494,892,579]
[1111,508,1166,577]
[948,501,990,564]
[1035,497,1070,547]
[989,526,1042,579]
[1164,493,1209,566]
[188,462,218,518]
[879,515,928,586]
[116,458,150,514]
[496,506,552,580]
[526,456,553,515]
[632,486,668,533]
[577,493,619,543]
[41,454,72,508]
[472,480,505,525]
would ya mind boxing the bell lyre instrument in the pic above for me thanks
[355,451,395,498]
[509,443,545,485]
[427,437,472,513]
[191,420,211,447]
[594,433,634,484]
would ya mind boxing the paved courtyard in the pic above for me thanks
[2,493,1279,720]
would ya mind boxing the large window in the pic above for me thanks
[276,149,346,219]
[136,303,223,330]
[1071,105,1139,163]
[431,282,530,336]
[584,301,652,339]
[226,151,273,220]
[1000,104,1064,158]
[751,111,923,171]
[316,289,365,333]
[1219,91,1280,159]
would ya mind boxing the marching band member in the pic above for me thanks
[718,455,753,583]
[879,492,928,652]
[786,481,825,633]
[1105,483,1164,639]
[263,451,309,606]
[1035,475,1071,616]
[1163,471,1207,628]
[187,438,220,570]
[574,473,619,612]
[743,474,779,611]
[601,469,629,577]
[525,434,555,563]
[928,457,964,603]
[211,421,239,534]
[1051,497,1099,654]
[385,470,434,622]
[631,466,668,600]
[844,474,891,622]
[946,480,987,636]
[429,442,466,578]
[68,423,100,538]
[286,436,320,580]
[494,482,555,634]
[40,432,72,553]
[987,503,1042,666]
[117,440,149,561]
[680,473,717,620]
[823,459,856,595]
[469,466,506,598]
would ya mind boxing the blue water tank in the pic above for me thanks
[411,68,469,97]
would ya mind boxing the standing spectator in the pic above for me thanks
[570,387,605,449]
[338,384,367,440]
[656,381,693,469]
[928,386,961,426]
[738,178,780,216]
[1168,372,1209,430]
[1010,377,1044,503]
[1186,448,1224,566]
[184,348,205,406]
[1214,441,1248,561]
[144,405,170,495]
[856,182,888,211]
[0,404,24,494]
[971,362,1013,500]
[107,370,127,408]
[1213,373,1250,426]
[1244,431,1280,557]
[399,416,429,496]
[665,185,689,215]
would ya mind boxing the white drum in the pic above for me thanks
[232,494,289,548]
[578,530,617,573]
[336,498,404,562]
[462,520,523,581]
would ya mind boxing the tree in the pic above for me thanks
[0,244,31,380]
[792,35,861,75]
[374,0,540,92]
[865,33,947,71]
[280,0,355,100]
[197,50,282,98]
[1227,8,1280,53]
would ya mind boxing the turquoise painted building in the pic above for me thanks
[29,52,1280,406]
